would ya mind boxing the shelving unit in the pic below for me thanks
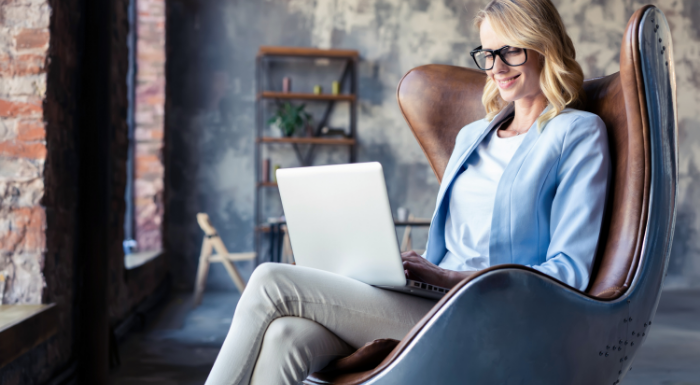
[255,46,359,261]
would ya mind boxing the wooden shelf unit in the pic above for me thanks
[255,46,359,260]
[257,46,359,59]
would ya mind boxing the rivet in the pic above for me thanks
[619,340,623,344]
[657,24,659,29]
[644,323,647,327]
[629,317,632,321]
[605,352,609,357]
[666,62,669,66]
[613,346,617,351]
[600,351,604,356]
[659,38,662,43]
[649,321,652,325]
[631,342,634,346]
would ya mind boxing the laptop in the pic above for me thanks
[276,162,448,300]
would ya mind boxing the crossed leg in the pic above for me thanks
[205,263,436,385]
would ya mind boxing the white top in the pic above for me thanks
[438,127,525,271]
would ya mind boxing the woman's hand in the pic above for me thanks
[401,251,476,289]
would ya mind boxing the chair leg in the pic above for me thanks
[220,258,247,294]
[193,238,213,307]
[210,236,247,293]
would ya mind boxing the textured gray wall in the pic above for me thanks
[165,0,700,291]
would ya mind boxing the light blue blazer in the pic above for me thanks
[424,104,610,291]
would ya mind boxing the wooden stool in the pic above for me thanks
[193,213,257,306]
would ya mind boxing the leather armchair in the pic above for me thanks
[306,5,677,384]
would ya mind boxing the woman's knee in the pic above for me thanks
[247,262,294,289]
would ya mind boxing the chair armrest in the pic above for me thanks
[308,265,640,384]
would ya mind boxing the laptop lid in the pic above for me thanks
[276,162,407,287]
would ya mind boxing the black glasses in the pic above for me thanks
[470,45,528,71]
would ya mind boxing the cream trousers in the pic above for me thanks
[205,263,436,385]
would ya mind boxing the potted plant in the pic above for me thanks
[267,102,313,137]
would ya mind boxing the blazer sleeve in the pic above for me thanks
[528,114,611,291]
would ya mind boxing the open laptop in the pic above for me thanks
[276,162,448,300]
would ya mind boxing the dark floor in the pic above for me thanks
[109,289,700,385]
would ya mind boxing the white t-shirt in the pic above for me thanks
[438,126,525,271]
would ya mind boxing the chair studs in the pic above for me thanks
[600,351,604,356]
[659,38,662,43]
[637,333,641,337]
[631,342,634,346]
[644,323,647,327]
[619,340,623,344]
[613,346,617,351]
[605,352,610,357]
[656,24,659,29]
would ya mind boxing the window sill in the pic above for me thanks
[125,249,162,270]
[0,304,57,368]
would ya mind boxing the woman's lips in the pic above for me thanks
[496,74,520,89]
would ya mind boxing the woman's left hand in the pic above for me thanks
[401,251,475,289]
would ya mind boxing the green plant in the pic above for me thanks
[267,102,313,137]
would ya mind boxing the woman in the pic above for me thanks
[207,0,610,384]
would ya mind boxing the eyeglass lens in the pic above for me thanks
[473,47,526,70]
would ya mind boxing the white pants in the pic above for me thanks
[205,263,436,385]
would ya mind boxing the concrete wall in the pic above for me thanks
[165,0,700,291]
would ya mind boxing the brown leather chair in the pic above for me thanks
[306,5,677,385]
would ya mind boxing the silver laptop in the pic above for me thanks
[276,162,447,300]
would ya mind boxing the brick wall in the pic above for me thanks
[134,0,165,252]
[0,0,50,305]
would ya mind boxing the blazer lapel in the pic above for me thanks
[489,105,551,265]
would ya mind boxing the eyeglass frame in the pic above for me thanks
[469,45,529,71]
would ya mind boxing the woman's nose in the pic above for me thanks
[492,55,508,73]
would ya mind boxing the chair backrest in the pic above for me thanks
[396,7,658,300]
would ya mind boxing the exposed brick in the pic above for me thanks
[13,29,50,51]
[0,99,43,118]
[0,140,47,159]
[0,206,46,253]
[16,119,45,141]
[14,54,46,76]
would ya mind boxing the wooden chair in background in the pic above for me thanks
[193,213,257,307]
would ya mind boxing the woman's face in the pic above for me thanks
[479,18,544,104]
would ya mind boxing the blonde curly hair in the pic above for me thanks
[475,0,584,131]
